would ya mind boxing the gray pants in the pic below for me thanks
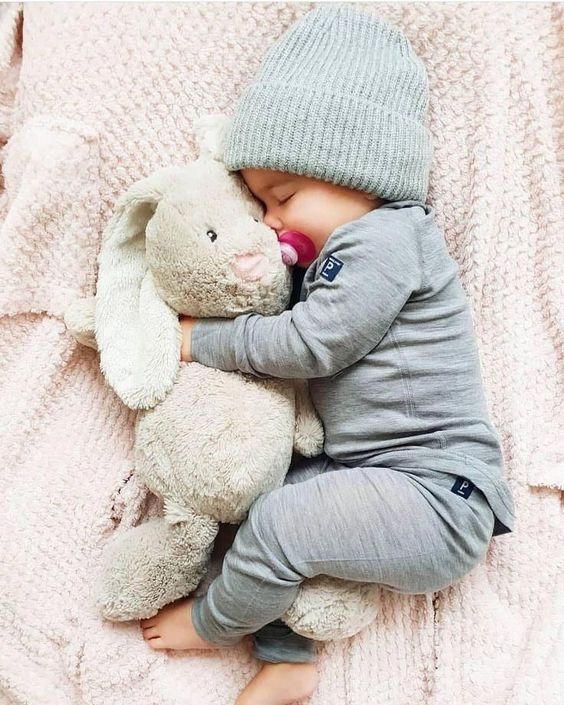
[191,453,495,663]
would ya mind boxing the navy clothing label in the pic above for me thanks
[320,255,344,281]
[451,476,475,499]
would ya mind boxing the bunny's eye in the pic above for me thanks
[253,218,259,223]
[207,229,218,243]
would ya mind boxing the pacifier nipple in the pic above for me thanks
[279,242,299,266]
[277,231,317,267]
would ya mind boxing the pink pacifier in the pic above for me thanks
[277,230,317,267]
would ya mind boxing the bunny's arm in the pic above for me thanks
[64,296,98,350]
[292,379,325,458]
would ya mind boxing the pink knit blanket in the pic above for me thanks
[0,3,561,704]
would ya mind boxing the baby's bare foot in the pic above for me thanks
[235,661,319,705]
[140,597,218,651]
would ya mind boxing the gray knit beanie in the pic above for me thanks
[223,3,433,203]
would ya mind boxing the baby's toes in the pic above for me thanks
[141,624,165,648]
[140,616,157,628]
[142,625,158,638]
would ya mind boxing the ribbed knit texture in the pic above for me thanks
[0,3,562,705]
[223,4,433,201]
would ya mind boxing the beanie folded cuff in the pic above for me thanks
[224,82,433,203]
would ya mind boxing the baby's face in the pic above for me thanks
[241,168,384,267]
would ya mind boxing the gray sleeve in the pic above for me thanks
[191,214,423,379]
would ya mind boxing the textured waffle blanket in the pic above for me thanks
[0,3,562,704]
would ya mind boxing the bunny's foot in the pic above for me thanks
[140,597,218,650]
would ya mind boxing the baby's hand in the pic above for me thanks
[179,316,198,362]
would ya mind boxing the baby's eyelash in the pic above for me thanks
[256,193,293,213]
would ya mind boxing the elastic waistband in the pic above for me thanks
[360,447,515,535]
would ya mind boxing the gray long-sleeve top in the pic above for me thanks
[191,201,516,536]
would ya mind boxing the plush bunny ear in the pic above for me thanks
[192,113,232,162]
[95,169,183,410]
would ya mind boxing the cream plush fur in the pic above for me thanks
[63,114,382,641]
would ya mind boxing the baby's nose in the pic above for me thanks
[230,253,270,282]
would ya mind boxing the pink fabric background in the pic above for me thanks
[0,3,562,704]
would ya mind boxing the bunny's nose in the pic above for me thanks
[230,253,270,282]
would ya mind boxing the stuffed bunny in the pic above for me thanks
[64,114,380,641]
